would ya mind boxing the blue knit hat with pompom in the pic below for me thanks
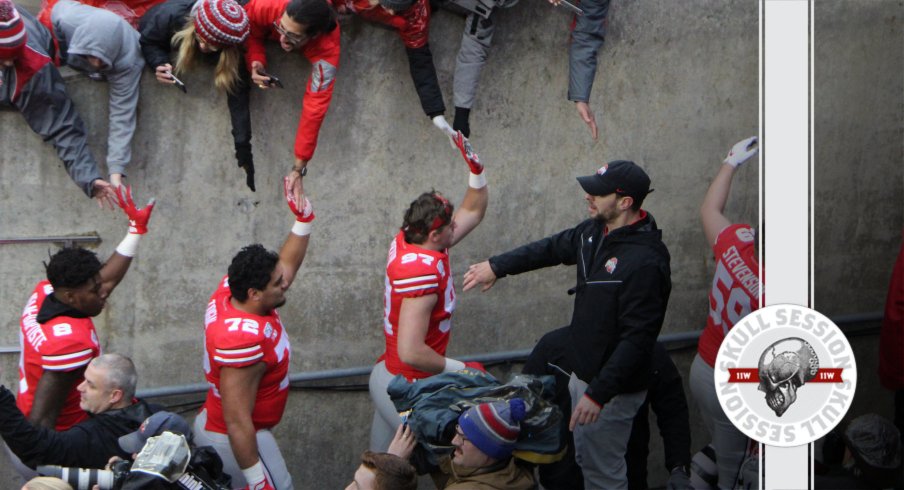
[458,398,526,460]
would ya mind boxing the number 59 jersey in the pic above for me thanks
[201,276,291,433]
[698,224,764,367]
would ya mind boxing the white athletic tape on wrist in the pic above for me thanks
[291,221,312,236]
[443,358,466,373]
[115,233,141,257]
[469,172,487,189]
[242,461,266,487]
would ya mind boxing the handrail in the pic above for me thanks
[0,235,101,246]
[134,311,883,399]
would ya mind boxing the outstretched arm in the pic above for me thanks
[279,178,314,288]
[449,133,488,247]
[99,186,156,295]
[701,137,757,246]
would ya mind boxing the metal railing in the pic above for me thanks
[134,311,883,399]
[0,234,101,247]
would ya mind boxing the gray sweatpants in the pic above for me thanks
[368,360,403,452]
[193,409,294,490]
[690,354,750,490]
[569,373,647,490]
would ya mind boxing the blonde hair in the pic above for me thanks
[24,477,74,490]
[171,20,243,94]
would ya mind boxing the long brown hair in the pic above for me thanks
[171,21,243,94]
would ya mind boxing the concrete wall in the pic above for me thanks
[0,0,899,488]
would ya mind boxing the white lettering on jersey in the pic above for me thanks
[384,275,394,336]
[52,324,73,337]
[225,318,260,335]
[400,253,435,266]
[21,292,46,350]
[205,300,217,328]
[710,256,754,335]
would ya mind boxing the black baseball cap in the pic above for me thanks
[119,411,192,453]
[577,160,653,201]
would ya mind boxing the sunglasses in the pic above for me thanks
[273,20,307,47]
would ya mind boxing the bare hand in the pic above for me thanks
[569,394,602,431]
[92,179,117,210]
[110,173,124,189]
[286,169,305,206]
[251,61,270,89]
[387,423,416,459]
[575,101,598,141]
[462,261,497,292]
[154,63,174,84]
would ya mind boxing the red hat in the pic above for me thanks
[194,0,249,48]
[0,0,26,60]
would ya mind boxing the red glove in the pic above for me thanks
[283,177,314,223]
[464,361,486,373]
[115,185,155,235]
[245,481,275,490]
[454,131,483,175]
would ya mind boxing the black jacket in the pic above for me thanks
[626,342,692,489]
[138,0,254,167]
[0,385,157,469]
[490,213,671,405]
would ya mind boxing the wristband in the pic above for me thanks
[442,358,466,373]
[242,461,265,487]
[469,172,487,189]
[291,221,312,236]
[115,233,141,257]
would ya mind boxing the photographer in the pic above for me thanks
[94,411,231,489]
[0,354,156,471]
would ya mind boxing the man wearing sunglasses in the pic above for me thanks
[243,0,339,201]
[368,135,488,453]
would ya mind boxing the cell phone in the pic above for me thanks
[170,73,187,93]
[266,74,284,89]
[558,0,583,16]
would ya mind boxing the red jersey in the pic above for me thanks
[243,0,341,162]
[698,224,764,367]
[381,231,455,381]
[17,280,99,431]
[333,0,430,49]
[201,276,291,433]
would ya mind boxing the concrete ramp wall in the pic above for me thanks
[0,0,900,488]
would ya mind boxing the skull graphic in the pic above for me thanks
[757,338,819,417]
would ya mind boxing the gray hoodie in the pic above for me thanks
[51,0,144,177]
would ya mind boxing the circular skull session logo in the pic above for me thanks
[715,304,857,447]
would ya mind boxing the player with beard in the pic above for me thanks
[193,178,314,490]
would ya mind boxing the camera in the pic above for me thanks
[37,460,131,490]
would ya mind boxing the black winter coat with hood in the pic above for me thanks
[489,212,671,406]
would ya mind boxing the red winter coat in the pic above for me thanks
[244,0,341,162]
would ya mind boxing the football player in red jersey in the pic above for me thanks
[690,136,762,489]
[368,133,488,452]
[193,178,314,490]
[12,187,153,479]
